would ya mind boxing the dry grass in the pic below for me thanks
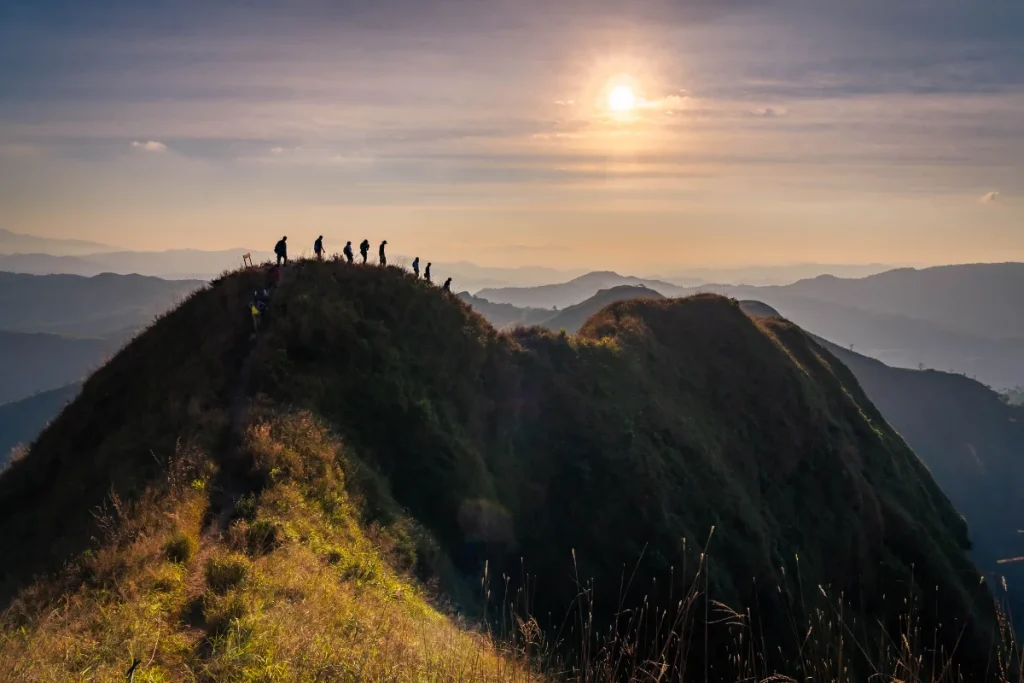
[0,412,535,683]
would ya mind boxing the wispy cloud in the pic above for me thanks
[750,107,788,118]
[131,140,167,153]
[638,94,689,112]
[981,191,999,203]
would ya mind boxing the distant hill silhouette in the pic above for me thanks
[0,250,269,280]
[0,229,111,256]
[0,331,120,404]
[455,292,553,328]
[0,262,999,679]
[0,271,202,337]
[779,263,1024,340]
[476,270,689,309]
[0,383,79,465]
[540,285,665,332]
[718,287,1024,388]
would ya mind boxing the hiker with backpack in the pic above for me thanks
[412,257,420,278]
[343,241,354,264]
[359,239,370,263]
[314,235,324,260]
[424,262,432,282]
[274,236,288,265]
[250,292,268,331]
[379,240,388,266]
[442,277,452,292]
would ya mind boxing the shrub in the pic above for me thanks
[164,532,198,564]
[205,554,250,595]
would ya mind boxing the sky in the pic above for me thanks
[1,0,1023,271]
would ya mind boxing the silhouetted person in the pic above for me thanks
[359,239,370,263]
[424,262,432,282]
[314,235,324,260]
[343,241,354,264]
[379,240,388,266]
[442,277,452,292]
[274,236,288,265]
[412,257,420,277]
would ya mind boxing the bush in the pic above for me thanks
[205,554,250,595]
[164,532,198,564]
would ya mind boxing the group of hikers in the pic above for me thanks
[252,235,452,331]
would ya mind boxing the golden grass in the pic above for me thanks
[0,412,535,683]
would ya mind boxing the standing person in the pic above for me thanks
[442,277,452,292]
[412,257,420,278]
[359,239,370,263]
[424,262,432,282]
[379,240,388,266]
[343,241,354,263]
[274,236,288,266]
[314,235,324,260]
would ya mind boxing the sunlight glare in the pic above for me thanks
[608,85,636,112]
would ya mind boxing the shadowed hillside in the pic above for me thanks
[817,338,1024,612]
[0,262,1005,680]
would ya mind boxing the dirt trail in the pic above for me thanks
[205,263,297,537]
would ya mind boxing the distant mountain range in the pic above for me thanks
[0,332,120,405]
[0,250,269,280]
[0,229,112,256]
[654,262,895,286]
[0,384,80,465]
[476,271,690,309]
[0,272,203,337]
[470,264,1024,389]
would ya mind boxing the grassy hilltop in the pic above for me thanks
[0,260,1009,681]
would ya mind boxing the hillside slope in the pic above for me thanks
[818,339,1024,608]
[0,262,1002,680]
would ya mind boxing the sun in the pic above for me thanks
[608,85,636,112]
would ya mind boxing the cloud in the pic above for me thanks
[981,191,999,202]
[638,94,689,111]
[750,107,788,118]
[131,140,167,152]
[270,146,285,154]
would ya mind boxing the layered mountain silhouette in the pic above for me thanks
[471,265,1024,388]
[0,272,202,338]
[0,331,119,405]
[0,383,80,465]
[476,271,689,309]
[0,262,1000,679]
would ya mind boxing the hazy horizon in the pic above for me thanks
[3,0,1023,270]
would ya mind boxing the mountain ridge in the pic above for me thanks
[0,262,1002,679]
